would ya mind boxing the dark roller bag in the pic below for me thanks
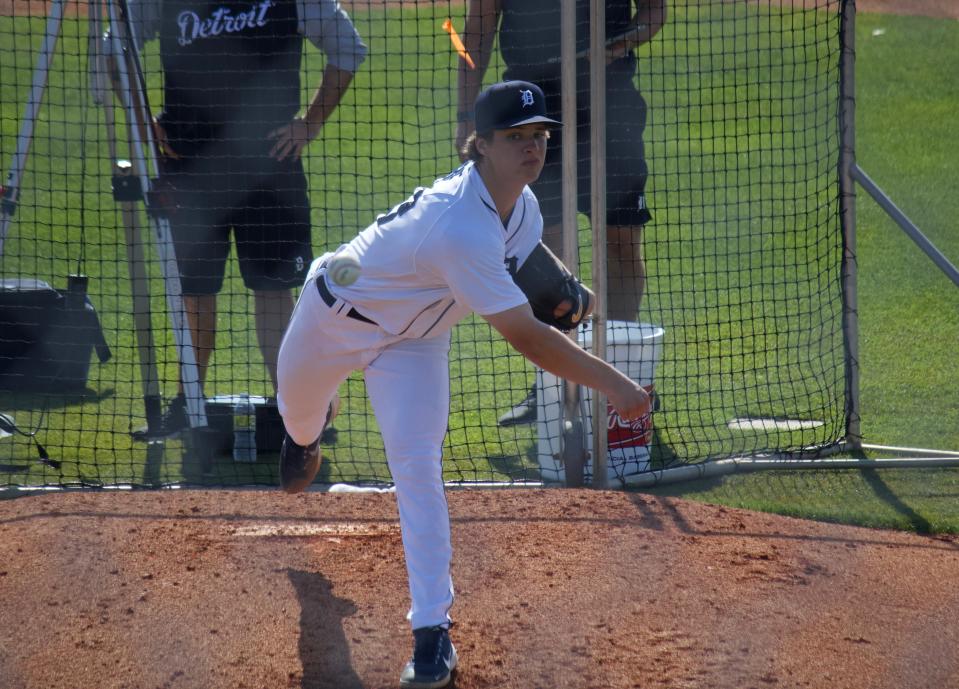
[0,276,111,392]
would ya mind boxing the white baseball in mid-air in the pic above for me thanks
[328,252,361,286]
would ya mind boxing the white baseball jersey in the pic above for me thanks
[329,161,543,338]
[279,160,546,632]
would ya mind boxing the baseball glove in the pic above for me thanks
[509,242,591,332]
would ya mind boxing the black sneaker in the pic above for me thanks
[131,394,189,441]
[399,625,458,689]
[279,395,339,494]
[497,385,537,427]
[278,433,322,494]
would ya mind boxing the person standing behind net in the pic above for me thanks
[456,0,667,426]
[276,81,652,688]
[122,0,367,438]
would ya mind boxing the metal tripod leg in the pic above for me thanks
[88,0,164,437]
[0,0,66,256]
[117,161,164,431]
[105,0,211,462]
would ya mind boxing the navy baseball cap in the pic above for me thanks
[473,81,562,133]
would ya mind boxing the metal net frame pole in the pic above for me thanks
[588,0,608,488]
[558,0,588,488]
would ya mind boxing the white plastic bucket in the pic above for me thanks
[536,321,665,483]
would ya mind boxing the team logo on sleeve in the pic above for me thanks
[520,89,535,108]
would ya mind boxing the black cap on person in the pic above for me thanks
[473,81,562,133]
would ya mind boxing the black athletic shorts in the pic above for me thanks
[504,65,653,229]
[160,155,313,296]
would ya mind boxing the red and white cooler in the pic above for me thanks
[535,321,665,484]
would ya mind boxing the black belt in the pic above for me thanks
[316,275,376,325]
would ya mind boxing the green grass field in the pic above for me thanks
[1,5,957,531]
[644,11,959,533]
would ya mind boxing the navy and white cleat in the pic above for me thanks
[399,625,458,689]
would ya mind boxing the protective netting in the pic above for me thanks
[0,0,847,488]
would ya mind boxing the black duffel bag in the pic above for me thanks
[0,276,111,392]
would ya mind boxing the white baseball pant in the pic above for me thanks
[277,256,455,629]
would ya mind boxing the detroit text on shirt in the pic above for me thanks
[177,0,275,46]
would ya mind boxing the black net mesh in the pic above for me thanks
[0,0,847,488]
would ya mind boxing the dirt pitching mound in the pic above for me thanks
[1,488,957,689]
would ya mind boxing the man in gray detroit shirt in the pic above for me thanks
[123,0,366,438]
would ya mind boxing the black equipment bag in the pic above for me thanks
[0,277,112,392]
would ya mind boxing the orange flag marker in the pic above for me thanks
[442,18,475,70]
